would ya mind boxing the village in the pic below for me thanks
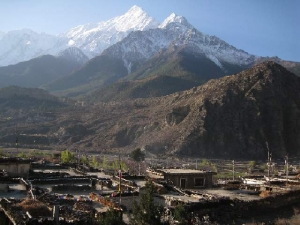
[0,148,300,225]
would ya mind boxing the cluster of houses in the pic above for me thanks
[0,156,300,224]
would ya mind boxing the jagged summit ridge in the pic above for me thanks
[64,5,160,56]
[113,5,159,31]
[159,13,192,30]
[172,29,255,67]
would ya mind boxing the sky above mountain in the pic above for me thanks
[0,0,299,62]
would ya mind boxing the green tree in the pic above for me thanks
[200,159,210,166]
[173,204,190,224]
[0,148,6,157]
[17,151,27,158]
[91,156,99,168]
[102,156,108,169]
[96,208,125,225]
[61,150,75,163]
[131,181,163,225]
[248,160,257,169]
[81,155,88,164]
[113,158,120,170]
[120,160,128,172]
[130,148,145,162]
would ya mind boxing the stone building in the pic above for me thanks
[0,158,31,177]
[159,169,216,189]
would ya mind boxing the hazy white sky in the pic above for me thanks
[1,0,299,61]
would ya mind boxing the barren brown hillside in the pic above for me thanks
[0,62,300,159]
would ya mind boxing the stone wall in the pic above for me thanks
[165,173,214,189]
[0,162,31,177]
[190,189,300,223]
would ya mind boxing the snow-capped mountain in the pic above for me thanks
[63,5,160,57]
[159,13,193,30]
[0,5,159,66]
[42,13,258,96]
[0,29,69,67]
[101,13,194,74]
[172,29,256,68]
[104,13,255,74]
[0,3,298,90]
[56,47,89,66]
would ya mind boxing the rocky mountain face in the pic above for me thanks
[43,13,258,97]
[253,56,300,77]
[0,85,77,148]
[0,54,84,88]
[86,75,198,102]
[1,62,300,159]
[86,43,241,102]
[81,62,300,159]
[167,61,300,159]
[42,11,300,99]
[56,47,89,66]
[43,54,129,97]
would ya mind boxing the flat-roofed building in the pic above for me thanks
[158,169,216,189]
[0,158,31,177]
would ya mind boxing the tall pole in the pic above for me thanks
[119,154,122,205]
[232,160,235,181]
[285,155,289,184]
[266,142,271,184]
[139,162,141,175]
[15,125,18,156]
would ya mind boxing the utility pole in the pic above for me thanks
[15,125,18,156]
[232,160,235,181]
[285,155,289,184]
[119,154,122,205]
[266,142,271,184]
[76,150,79,165]
[139,162,141,175]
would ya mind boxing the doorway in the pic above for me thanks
[180,178,186,189]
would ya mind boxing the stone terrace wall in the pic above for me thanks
[190,189,300,223]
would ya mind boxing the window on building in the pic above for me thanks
[194,177,205,187]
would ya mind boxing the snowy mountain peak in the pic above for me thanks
[112,5,159,32]
[126,5,145,15]
[0,5,257,69]
[63,5,160,57]
[159,13,192,29]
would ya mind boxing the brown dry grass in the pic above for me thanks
[16,199,52,217]
[274,216,300,225]
[259,190,272,198]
